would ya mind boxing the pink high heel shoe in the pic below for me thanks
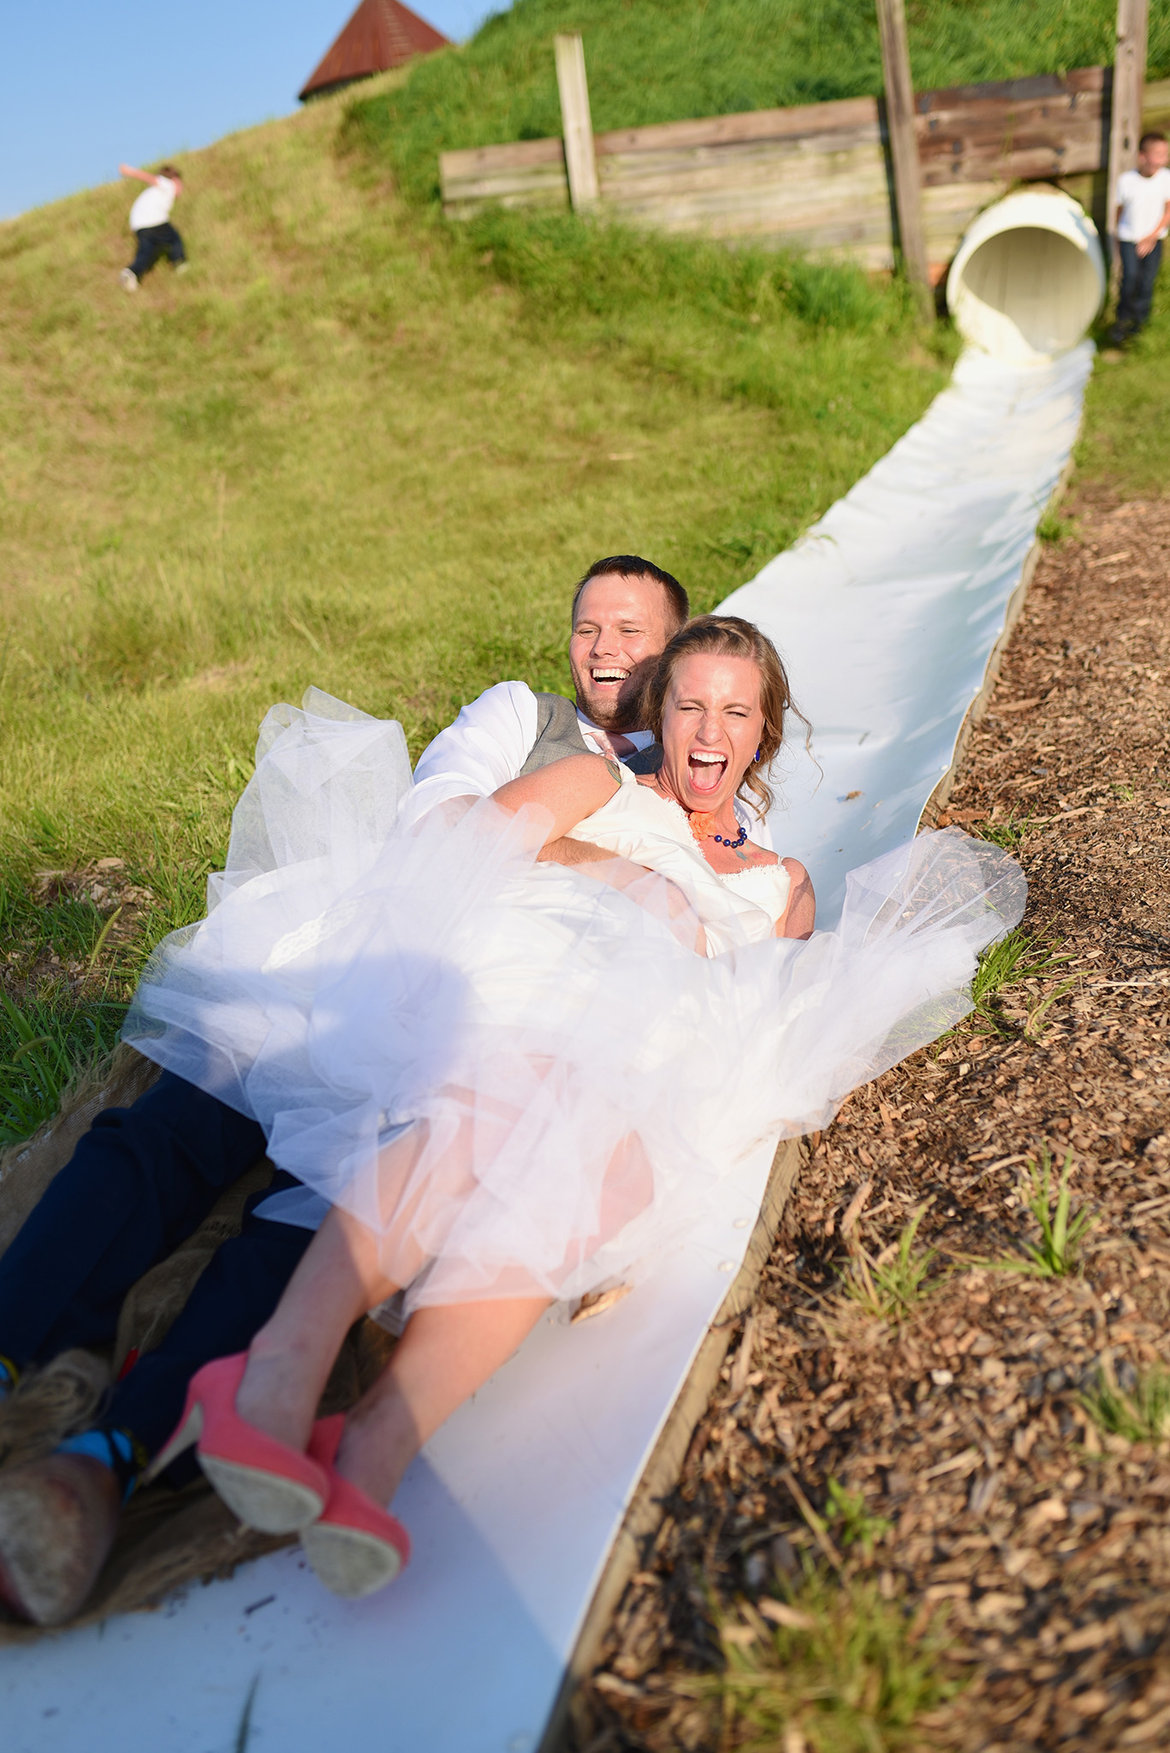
[299,1416,412,1599]
[152,1353,329,1534]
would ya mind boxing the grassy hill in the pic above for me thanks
[2,0,1170,1140]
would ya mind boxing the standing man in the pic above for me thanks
[0,555,701,1625]
[118,162,186,292]
[1109,131,1170,349]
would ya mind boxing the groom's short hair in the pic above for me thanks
[571,556,689,634]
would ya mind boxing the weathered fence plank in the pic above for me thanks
[1108,0,1149,222]
[554,32,599,210]
[917,65,1107,186]
[876,0,930,296]
[594,96,883,155]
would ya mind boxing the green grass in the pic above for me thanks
[442,205,953,576]
[967,929,1076,1038]
[975,812,1036,852]
[711,1569,957,1752]
[1082,1362,1170,1445]
[343,0,1170,208]
[823,1479,894,1556]
[1036,505,1078,545]
[0,988,125,1144]
[1082,292,1170,491]
[996,1147,1095,1278]
[840,1208,938,1322]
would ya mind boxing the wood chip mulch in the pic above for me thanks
[571,492,1170,1752]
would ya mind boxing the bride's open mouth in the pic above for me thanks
[687,749,728,796]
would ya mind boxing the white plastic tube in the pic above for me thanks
[946,187,1105,365]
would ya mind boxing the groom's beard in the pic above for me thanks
[571,654,658,733]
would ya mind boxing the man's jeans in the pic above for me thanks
[129,222,186,281]
[1111,239,1163,342]
[0,1072,311,1457]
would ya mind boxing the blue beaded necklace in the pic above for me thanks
[711,822,747,848]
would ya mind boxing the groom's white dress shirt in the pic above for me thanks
[406,680,773,849]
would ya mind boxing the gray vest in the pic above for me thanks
[517,692,663,776]
[518,692,591,775]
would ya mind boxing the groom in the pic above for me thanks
[0,554,693,1624]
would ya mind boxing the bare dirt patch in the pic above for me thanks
[573,493,1170,1752]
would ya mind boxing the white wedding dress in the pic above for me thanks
[124,690,1025,1313]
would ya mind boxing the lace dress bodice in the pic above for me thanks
[567,766,790,951]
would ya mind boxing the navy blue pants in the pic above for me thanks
[0,1072,311,1457]
[129,222,186,280]
[1111,239,1163,342]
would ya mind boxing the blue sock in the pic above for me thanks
[57,1427,145,1503]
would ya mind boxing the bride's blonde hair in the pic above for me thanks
[643,615,803,818]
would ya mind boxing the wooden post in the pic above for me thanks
[874,0,931,311]
[1108,0,1150,240]
[554,33,599,211]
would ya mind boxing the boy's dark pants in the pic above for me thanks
[129,223,186,280]
[1111,239,1163,343]
[0,1072,311,1457]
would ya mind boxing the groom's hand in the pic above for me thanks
[540,841,707,954]
[537,835,616,867]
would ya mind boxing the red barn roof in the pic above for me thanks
[299,0,450,101]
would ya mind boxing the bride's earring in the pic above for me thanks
[753,746,762,763]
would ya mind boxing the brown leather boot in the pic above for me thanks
[0,1454,121,1625]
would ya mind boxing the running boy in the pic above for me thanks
[118,163,186,292]
[1109,131,1170,347]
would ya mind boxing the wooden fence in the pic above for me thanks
[440,69,1170,276]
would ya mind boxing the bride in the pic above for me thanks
[124,615,1023,1600]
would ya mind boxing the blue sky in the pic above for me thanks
[0,1,497,221]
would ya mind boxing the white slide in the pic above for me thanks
[725,338,1094,922]
[0,194,1101,1753]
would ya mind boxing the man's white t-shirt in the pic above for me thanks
[129,177,178,232]
[1116,167,1170,243]
[406,679,773,849]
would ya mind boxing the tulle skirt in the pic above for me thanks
[124,692,1026,1312]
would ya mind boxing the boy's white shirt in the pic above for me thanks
[1116,166,1170,242]
[405,678,773,849]
[128,176,178,232]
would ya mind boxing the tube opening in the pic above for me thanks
[961,227,1100,357]
[946,194,1105,365]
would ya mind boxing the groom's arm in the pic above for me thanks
[538,835,615,866]
[401,682,540,826]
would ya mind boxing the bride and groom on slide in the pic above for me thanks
[0,554,1024,1625]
